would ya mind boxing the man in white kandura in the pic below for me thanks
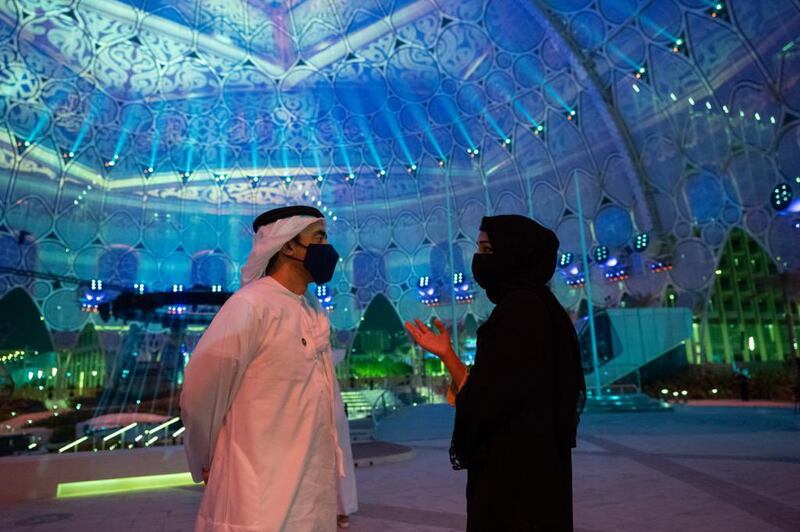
[333,348,358,528]
[181,205,346,532]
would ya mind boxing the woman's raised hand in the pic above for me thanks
[404,318,453,358]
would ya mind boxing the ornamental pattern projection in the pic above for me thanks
[0,0,798,336]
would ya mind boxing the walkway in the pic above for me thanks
[2,405,799,531]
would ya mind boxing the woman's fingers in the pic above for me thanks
[433,318,447,335]
[404,322,419,340]
[414,319,430,334]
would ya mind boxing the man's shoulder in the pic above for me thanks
[227,279,280,309]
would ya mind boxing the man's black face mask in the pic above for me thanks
[287,242,340,284]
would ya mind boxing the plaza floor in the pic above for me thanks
[1,404,799,532]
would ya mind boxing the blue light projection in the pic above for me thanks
[0,0,797,342]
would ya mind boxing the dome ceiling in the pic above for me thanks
[0,0,798,332]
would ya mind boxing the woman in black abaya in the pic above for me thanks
[406,215,586,531]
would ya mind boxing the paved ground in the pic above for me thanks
[1,405,799,531]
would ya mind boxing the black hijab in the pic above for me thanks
[452,214,586,472]
[473,215,560,303]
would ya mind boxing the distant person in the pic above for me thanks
[405,215,586,531]
[793,356,800,414]
[181,206,344,531]
[735,369,750,402]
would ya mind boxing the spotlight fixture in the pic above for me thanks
[559,252,573,268]
[316,175,324,183]
[63,151,75,160]
[565,276,585,288]
[179,170,192,184]
[770,183,793,211]
[316,285,334,312]
[249,175,260,188]
[167,305,188,316]
[500,137,512,150]
[453,272,473,304]
[706,2,729,21]
[672,37,685,53]
[344,172,355,183]
[593,245,609,263]
[604,268,629,283]
[418,276,440,307]
[634,66,646,80]
[81,302,100,313]
[649,258,673,273]
[466,147,480,159]
[376,168,386,178]
[437,158,446,168]
[566,109,577,121]
[533,124,545,136]
[213,173,228,186]
[633,232,649,252]
[284,176,293,184]
[143,166,154,177]
[406,163,418,175]
[15,138,31,153]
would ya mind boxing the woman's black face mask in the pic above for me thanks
[471,253,500,292]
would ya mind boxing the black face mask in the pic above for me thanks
[287,242,340,284]
[471,253,500,293]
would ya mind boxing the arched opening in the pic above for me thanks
[700,229,797,364]
[0,287,56,401]
[59,323,105,398]
[348,294,412,382]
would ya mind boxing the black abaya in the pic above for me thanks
[451,215,585,531]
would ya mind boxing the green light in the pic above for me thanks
[715,3,723,10]
[634,232,649,252]
[57,472,195,498]
[593,245,609,263]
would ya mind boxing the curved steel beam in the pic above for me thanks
[526,1,663,237]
